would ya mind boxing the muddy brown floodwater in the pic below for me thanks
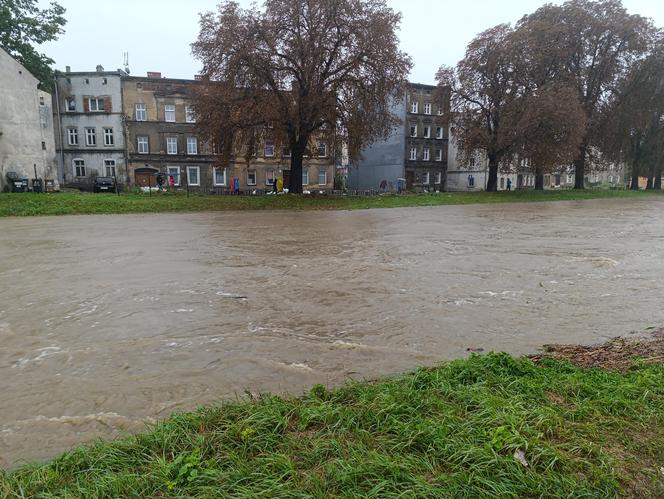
[1,198,664,468]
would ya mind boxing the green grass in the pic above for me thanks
[2,354,663,497]
[1,189,662,217]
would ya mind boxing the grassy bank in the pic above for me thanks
[1,189,662,217]
[2,352,663,497]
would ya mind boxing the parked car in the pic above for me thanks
[93,176,116,193]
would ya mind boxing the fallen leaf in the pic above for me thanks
[514,449,528,467]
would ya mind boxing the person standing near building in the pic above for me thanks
[506,178,512,191]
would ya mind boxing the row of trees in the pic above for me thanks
[438,0,663,191]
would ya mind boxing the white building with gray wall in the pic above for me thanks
[0,48,57,192]
[54,66,127,187]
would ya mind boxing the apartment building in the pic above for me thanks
[348,83,449,191]
[53,66,127,187]
[0,48,57,191]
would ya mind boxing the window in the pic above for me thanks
[103,128,114,146]
[67,128,78,145]
[102,78,107,85]
[318,169,327,185]
[317,142,327,157]
[422,172,430,184]
[164,104,176,122]
[411,101,418,114]
[436,127,443,139]
[213,167,226,186]
[104,159,116,177]
[41,141,46,150]
[424,103,431,115]
[423,126,431,138]
[423,148,430,161]
[436,172,442,184]
[282,147,291,157]
[73,159,86,177]
[410,147,417,160]
[247,170,257,186]
[187,137,198,155]
[264,141,275,157]
[137,136,149,154]
[566,174,574,184]
[65,97,76,112]
[167,166,180,186]
[135,103,146,121]
[436,149,443,162]
[187,166,200,186]
[166,137,178,155]
[39,96,45,106]
[88,98,104,112]
[468,175,475,187]
[469,157,476,167]
[85,127,96,146]
[437,108,443,116]
[500,177,505,189]
[302,168,309,185]
[615,175,620,183]
[185,106,195,123]
[409,125,417,137]
[265,170,276,186]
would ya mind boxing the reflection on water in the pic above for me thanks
[1,198,664,467]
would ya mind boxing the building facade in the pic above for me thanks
[0,48,57,192]
[122,73,335,192]
[53,66,127,188]
[348,83,449,192]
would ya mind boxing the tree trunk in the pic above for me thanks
[646,176,653,190]
[573,147,586,190]
[486,154,498,192]
[535,174,544,191]
[630,163,640,191]
[646,163,656,189]
[654,170,662,190]
[288,139,307,194]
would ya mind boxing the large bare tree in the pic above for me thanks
[192,0,411,193]
[515,0,656,189]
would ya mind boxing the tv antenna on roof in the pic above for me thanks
[123,52,130,75]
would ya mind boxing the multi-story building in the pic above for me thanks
[0,48,57,191]
[348,82,449,192]
[53,66,127,187]
[122,72,335,192]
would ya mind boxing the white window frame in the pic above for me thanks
[73,158,86,177]
[436,127,443,139]
[410,147,417,161]
[422,172,430,184]
[424,103,431,115]
[135,103,146,121]
[247,170,257,186]
[65,97,76,112]
[166,136,178,155]
[213,167,226,186]
[423,148,430,161]
[167,166,180,186]
[282,147,291,158]
[187,137,198,155]
[67,128,78,145]
[302,168,309,185]
[318,169,327,186]
[436,149,443,162]
[85,127,96,146]
[423,126,431,138]
[88,98,104,112]
[186,166,200,186]
[185,105,195,123]
[436,171,442,184]
[411,101,418,114]
[264,141,275,158]
[410,125,417,137]
[265,169,276,186]
[104,159,116,177]
[137,136,149,154]
[437,108,443,116]
[317,142,327,158]
[103,127,114,146]
[164,104,176,122]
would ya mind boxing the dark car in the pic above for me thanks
[93,176,116,193]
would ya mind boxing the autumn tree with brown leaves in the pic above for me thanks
[515,0,656,189]
[191,0,411,193]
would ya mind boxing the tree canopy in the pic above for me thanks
[0,0,66,92]
[192,0,412,193]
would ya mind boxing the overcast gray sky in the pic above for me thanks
[40,0,664,84]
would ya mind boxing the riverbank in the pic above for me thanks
[1,189,662,217]
[2,335,663,497]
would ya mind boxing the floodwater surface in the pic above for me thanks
[1,198,664,467]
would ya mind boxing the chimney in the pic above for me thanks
[147,71,162,79]
[96,65,104,73]
[65,66,71,73]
